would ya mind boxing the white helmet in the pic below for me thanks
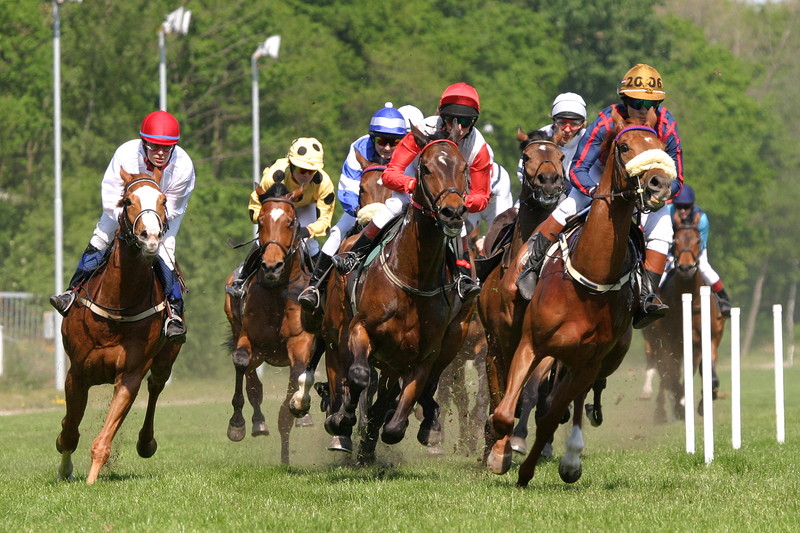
[398,104,425,132]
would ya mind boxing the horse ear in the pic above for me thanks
[355,149,371,170]
[516,127,528,142]
[255,184,266,197]
[610,106,626,133]
[120,168,134,186]
[411,125,428,148]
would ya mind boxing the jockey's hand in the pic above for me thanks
[298,227,311,239]
[403,178,417,194]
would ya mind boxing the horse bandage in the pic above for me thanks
[625,149,676,180]
[357,203,384,226]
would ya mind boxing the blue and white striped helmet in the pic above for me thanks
[369,103,406,137]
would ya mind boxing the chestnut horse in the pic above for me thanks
[488,113,675,486]
[56,168,181,484]
[321,127,474,462]
[224,183,319,464]
[477,130,566,457]
[642,210,726,423]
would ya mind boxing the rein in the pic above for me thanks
[589,127,660,209]
[409,139,465,221]
[118,178,168,247]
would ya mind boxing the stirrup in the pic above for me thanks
[332,252,361,275]
[456,274,481,302]
[49,292,76,317]
[632,294,669,329]
[225,280,246,300]
[298,285,320,311]
[164,316,187,344]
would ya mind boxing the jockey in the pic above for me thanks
[330,82,493,302]
[49,110,195,344]
[298,104,406,311]
[666,184,733,317]
[467,161,514,256]
[516,92,588,184]
[517,63,684,328]
[226,137,335,299]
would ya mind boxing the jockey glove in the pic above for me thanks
[298,227,311,239]
[403,178,417,194]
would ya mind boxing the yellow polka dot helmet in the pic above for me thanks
[618,63,666,101]
[287,137,324,170]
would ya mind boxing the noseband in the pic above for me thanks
[410,139,466,222]
[592,126,660,211]
[119,178,167,247]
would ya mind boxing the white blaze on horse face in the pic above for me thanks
[538,145,548,152]
[437,150,449,166]
[133,186,163,253]
[269,207,286,222]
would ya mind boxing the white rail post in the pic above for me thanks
[682,293,695,454]
[773,305,785,444]
[700,286,714,464]
[731,307,741,450]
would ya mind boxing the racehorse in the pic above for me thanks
[642,210,726,423]
[56,168,182,484]
[477,129,566,458]
[488,110,676,486]
[223,183,319,464]
[320,126,474,462]
[355,151,392,222]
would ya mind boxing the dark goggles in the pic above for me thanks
[624,97,662,111]
[441,115,476,128]
[373,136,401,147]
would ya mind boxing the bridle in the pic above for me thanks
[256,197,302,283]
[671,223,701,272]
[410,139,466,230]
[118,178,167,248]
[519,139,565,208]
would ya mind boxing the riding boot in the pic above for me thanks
[299,252,334,311]
[455,236,481,303]
[154,257,187,344]
[516,231,557,301]
[332,220,381,274]
[712,282,732,318]
[226,245,262,300]
[632,269,669,329]
[49,244,106,316]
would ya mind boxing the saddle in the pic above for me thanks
[474,209,518,282]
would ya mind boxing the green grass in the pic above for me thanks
[1,353,798,532]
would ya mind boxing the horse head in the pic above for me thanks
[608,109,675,212]
[118,168,167,257]
[410,125,468,237]
[355,150,390,225]
[255,182,301,284]
[671,210,702,278]
[517,128,566,208]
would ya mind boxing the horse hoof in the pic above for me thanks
[585,404,603,427]
[486,447,512,475]
[327,435,353,453]
[541,441,553,459]
[356,451,376,466]
[289,392,311,417]
[294,414,313,427]
[559,462,582,483]
[227,423,246,442]
[426,444,445,455]
[510,436,527,455]
[417,421,443,447]
[381,427,404,445]
[136,438,158,458]
[251,421,269,436]
[324,413,352,436]
[653,409,668,425]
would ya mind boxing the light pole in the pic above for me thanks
[52,0,82,391]
[158,6,191,111]
[251,35,281,238]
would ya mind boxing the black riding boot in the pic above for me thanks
[49,244,106,316]
[299,252,334,311]
[332,221,381,274]
[226,245,262,299]
[632,269,669,329]
[455,236,481,302]
[516,231,553,301]
[165,297,187,345]
[715,287,732,318]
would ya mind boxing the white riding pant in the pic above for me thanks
[90,212,183,270]
[296,204,320,257]
[552,187,673,255]
[321,212,357,256]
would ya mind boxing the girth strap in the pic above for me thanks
[76,296,167,322]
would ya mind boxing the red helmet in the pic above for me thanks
[438,83,480,117]
[140,111,181,145]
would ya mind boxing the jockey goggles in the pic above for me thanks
[144,142,175,154]
[555,118,584,129]
[441,115,476,128]
[373,136,402,147]
[624,97,662,110]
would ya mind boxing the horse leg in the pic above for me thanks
[323,339,354,453]
[56,369,88,482]
[654,372,668,424]
[488,331,539,475]
[511,360,552,456]
[277,379,297,465]
[357,375,393,465]
[86,372,145,484]
[468,348,489,454]
[558,391,587,484]
[137,343,180,458]
[382,365,430,445]
[416,378,444,449]
[227,346,250,441]
[584,377,606,427]
[289,336,323,418]
[246,367,269,436]
[325,322,371,441]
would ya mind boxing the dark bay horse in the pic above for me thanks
[321,127,474,461]
[477,130,566,457]
[355,150,391,223]
[488,112,676,486]
[56,168,181,484]
[224,183,319,464]
[642,210,726,423]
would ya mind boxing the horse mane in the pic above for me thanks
[413,120,461,148]
[265,182,290,198]
[516,128,552,151]
[256,181,302,205]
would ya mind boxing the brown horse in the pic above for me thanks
[224,182,319,464]
[56,168,181,484]
[355,151,392,220]
[320,127,474,462]
[477,129,566,457]
[488,112,675,486]
[642,210,726,423]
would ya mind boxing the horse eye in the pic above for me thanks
[619,143,630,153]
[123,198,132,206]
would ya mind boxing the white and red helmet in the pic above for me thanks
[140,110,181,145]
